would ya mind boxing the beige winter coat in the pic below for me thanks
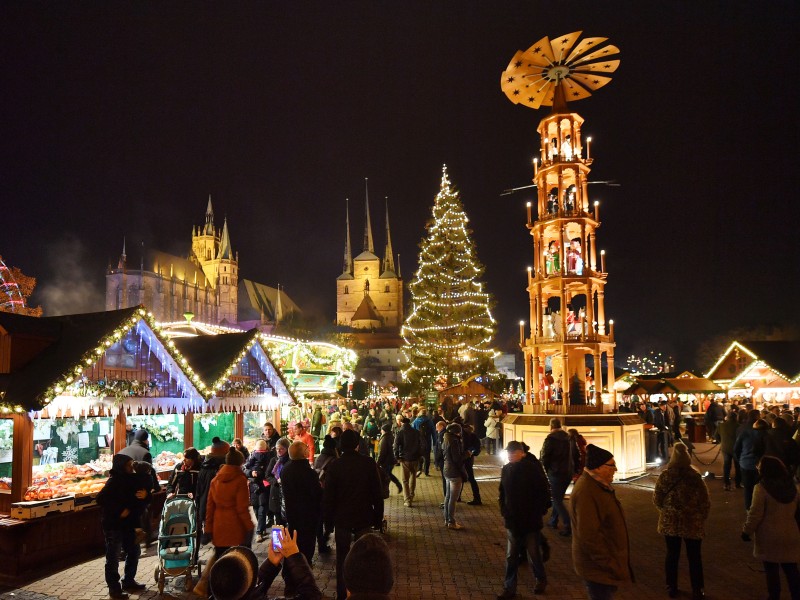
[743,482,800,563]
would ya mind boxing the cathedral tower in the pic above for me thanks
[336,181,403,330]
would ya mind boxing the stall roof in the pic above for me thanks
[736,341,800,382]
[0,307,143,411]
[172,330,258,388]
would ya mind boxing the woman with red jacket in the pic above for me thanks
[206,447,255,557]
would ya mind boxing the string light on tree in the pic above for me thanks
[401,165,497,390]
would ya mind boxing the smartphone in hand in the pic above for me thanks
[271,526,283,551]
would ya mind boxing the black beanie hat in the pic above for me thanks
[225,448,245,467]
[134,429,149,442]
[340,428,359,451]
[343,533,393,594]
[585,444,614,470]
[209,546,258,600]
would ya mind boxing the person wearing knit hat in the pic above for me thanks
[323,425,384,600]
[569,444,633,598]
[343,533,394,598]
[205,447,254,565]
[377,420,403,496]
[208,546,258,600]
[653,442,709,599]
[193,438,232,597]
[585,444,615,471]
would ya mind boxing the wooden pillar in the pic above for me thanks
[597,290,606,335]
[184,412,194,449]
[113,408,127,453]
[607,350,617,412]
[589,232,597,272]
[234,412,244,440]
[594,352,603,407]
[532,354,540,406]
[11,413,33,503]
[273,409,281,435]
[562,349,570,415]
[523,349,532,405]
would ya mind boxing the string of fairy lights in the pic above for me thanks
[402,166,497,384]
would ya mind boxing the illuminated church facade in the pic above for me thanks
[106,198,299,328]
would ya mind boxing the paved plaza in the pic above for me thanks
[0,442,769,599]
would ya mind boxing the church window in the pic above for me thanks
[384,285,389,293]
[223,266,227,272]
[389,302,392,307]
[344,286,349,294]
[206,249,211,260]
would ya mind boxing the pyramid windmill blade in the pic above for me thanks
[501,32,620,110]
[519,79,552,109]
[562,78,592,102]
[574,59,620,74]
[550,31,582,62]
[570,72,614,91]
[571,45,621,66]
[504,50,530,74]
[565,37,608,63]
[524,35,555,67]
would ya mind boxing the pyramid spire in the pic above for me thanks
[363,178,374,253]
[382,197,396,274]
[343,199,353,274]
[204,195,215,235]
[217,217,233,260]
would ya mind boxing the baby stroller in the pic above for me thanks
[154,495,200,596]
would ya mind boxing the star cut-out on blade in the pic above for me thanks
[533,46,541,53]
[513,90,520,95]
[507,76,515,83]
[515,61,523,68]
[528,97,534,102]
[572,91,580,96]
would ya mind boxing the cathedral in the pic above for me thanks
[106,198,300,328]
[336,194,403,331]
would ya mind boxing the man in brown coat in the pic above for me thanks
[569,444,633,600]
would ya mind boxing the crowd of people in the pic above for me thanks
[94,396,800,600]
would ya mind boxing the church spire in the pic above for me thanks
[217,217,233,260]
[363,178,374,254]
[382,197,396,274]
[204,194,215,235]
[117,237,127,270]
[343,199,353,274]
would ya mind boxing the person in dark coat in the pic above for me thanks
[376,424,402,495]
[718,411,741,491]
[244,439,274,540]
[233,438,250,462]
[166,447,201,498]
[411,408,436,476]
[734,412,768,511]
[280,441,323,566]
[540,418,573,536]
[497,440,551,599]
[323,429,384,600]
[196,437,230,545]
[433,420,447,501]
[393,417,422,507]
[118,429,159,544]
[266,437,291,526]
[96,453,150,599]
[460,424,483,505]
[262,423,281,450]
[313,435,338,553]
[442,423,467,530]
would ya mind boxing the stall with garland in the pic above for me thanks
[0,307,297,583]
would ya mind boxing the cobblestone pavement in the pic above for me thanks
[0,442,768,599]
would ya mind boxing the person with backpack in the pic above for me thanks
[412,408,436,476]
[377,423,402,496]
[540,418,573,536]
[314,435,339,554]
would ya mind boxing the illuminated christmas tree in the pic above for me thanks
[401,166,497,390]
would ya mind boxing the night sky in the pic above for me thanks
[2,2,798,369]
